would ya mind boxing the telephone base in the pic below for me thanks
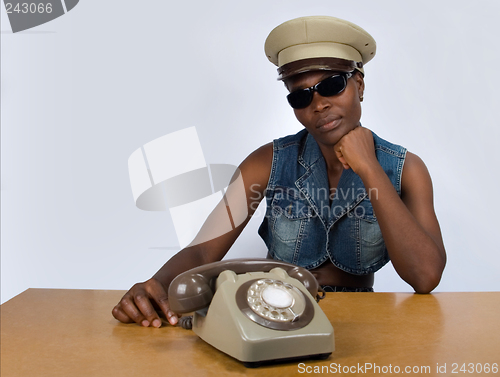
[243,352,331,368]
[192,269,335,367]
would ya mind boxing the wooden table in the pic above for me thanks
[1,289,499,376]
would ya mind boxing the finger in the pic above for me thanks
[338,156,350,170]
[134,293,163,328]
[149,282,179,326]
[156,297,179,326]
[120,296,148,326]
[336,151,347,166]
[112,305,134,323]
[334,148,343,159]
[339,158,350,170]
[166,310,179,326]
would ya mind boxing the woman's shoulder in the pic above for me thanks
[371,131,407,158]
[237,142,274,194]
[245,142,273,165]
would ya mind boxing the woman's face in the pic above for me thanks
[285,70,365,148]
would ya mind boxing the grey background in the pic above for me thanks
[2,0,500,303]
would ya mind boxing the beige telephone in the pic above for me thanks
[168,258,334,367]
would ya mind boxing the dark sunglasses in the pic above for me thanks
[287,72,353,109]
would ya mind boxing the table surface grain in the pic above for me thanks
[1,289,499,376]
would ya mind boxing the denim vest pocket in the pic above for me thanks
[359,218,387,268]
[349,198,387,268]
[270,187,312,243]
[350,196,375,220]
[349,198,381,239]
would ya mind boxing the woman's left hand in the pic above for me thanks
[333,126,379,176]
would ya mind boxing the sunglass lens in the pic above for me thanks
[317,75,347,97]
[287,90,313,109]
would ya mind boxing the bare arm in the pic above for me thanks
[112,142,273,326]
[335,127,446,293]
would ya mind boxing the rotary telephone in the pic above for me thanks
[168,259,334,367]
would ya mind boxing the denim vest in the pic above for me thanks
[258,129,407,275]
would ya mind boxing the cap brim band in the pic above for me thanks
[277,57,363,80]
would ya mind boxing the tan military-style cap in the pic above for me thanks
[264,16,376,80]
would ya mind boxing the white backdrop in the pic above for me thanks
[2,0,500,304]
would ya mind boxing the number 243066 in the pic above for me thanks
[451,363,498,374]
[5,3,53,14]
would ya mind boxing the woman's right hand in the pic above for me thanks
[112,278,179,328]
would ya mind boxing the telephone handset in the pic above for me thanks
[168,258,334,367]
[168,259,321,313]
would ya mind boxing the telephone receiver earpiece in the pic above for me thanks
[168,258,319,313]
